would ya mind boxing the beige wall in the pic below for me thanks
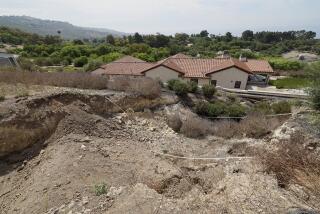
[144,66,180,82]
[209,67,249,90]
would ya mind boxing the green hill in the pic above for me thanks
[0,16,127,39]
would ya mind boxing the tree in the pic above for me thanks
[225,32,233,42]
[133,32,144,43]
[200,30,209,37]
[175,33,189,45]
[106,35,115,45]
[74,56,88,67]
[242,30,254,41]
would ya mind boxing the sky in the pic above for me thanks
[0,0,319,36]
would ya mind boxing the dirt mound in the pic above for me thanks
[0,91,318,213]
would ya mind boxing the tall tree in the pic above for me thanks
[133,32,144,43]
[200,30,209,37]
[106,35,115,45]
[242,30,254,41]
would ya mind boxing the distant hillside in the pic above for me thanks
[0,16,127,39]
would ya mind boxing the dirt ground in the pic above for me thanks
[0,89,319,214]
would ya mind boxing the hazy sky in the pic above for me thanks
[0,0,319,35]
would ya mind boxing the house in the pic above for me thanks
[0,52,20,68]
[92,54,274,90]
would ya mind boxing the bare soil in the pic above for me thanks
[0,88,319,214]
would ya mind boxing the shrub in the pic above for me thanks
[74,56,88,67]
[271,101,292,114]
[0,95,4,102]
[226,104,246,117]
[195,101,210,116]
[94,183,108,196]
[253,101,273,114]
[180,114,212,138]
[166,113,182,132]
[172,81,189,96]
[202,84,216,99]
[187,81,198,93]
[167,79,179,90]
[195,101,245,117]
[207,102,226,117]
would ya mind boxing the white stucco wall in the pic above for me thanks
[209,67,249,90]
[144,66,180,83]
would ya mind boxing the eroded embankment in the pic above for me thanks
[0,91,176,158]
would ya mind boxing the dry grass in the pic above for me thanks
[108,76,161,99]
[0,71,109,90]
[0,71,162,99]
[212,113,282,139]
[180,113,213,138]
[258,132,320,208]
[0,117,59,156]
[169,112,282,139]
[166,113,182,132]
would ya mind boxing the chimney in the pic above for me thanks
[239,54,247,62]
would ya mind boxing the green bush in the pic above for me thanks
[195,101,210,116]
[0,95,5,102]
[226,104,246,117]
[202,84,216,99]
[195,101,246,117]
[187,81,198,93]
[94,183,108,196]
[167,79,180,90]
[74,56,88,67]
[207,102,226,117]
[271,101,292,114]
[253,101,273,114]
[173,81,189,96]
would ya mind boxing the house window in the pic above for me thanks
[191,79,198,84]
[234,81,241,89]
[211,80,217,86]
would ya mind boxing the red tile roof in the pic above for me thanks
[245,59,274,73]
[92,54,274,78]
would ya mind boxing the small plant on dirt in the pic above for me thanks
[271,101,292,114]
[94,183,108,196]
[202,84,216,99]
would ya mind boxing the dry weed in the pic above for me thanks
[108,76,161,99]
[258,132,320,208]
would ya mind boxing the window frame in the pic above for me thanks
[234,81,241,89]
